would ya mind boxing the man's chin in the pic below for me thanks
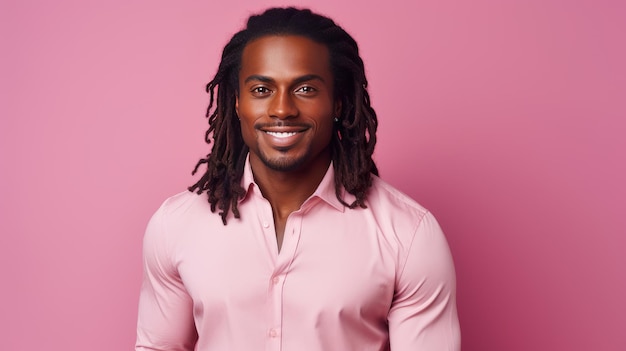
[260,156,306,172]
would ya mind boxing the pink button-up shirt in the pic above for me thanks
[136,161,460,351]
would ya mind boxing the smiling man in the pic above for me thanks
[136,7,460,351]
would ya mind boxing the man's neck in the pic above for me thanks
[249,155,331,218]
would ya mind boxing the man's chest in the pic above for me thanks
[174,211,398,324]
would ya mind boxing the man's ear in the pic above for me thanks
[334,99,342,119]
[235,92,239,116]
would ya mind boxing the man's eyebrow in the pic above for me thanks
[243,74,326,84]
[244,75,274,84]
[292,74,326,85]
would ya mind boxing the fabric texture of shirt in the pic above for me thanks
[136,159,461,351]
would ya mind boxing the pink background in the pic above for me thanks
[1,0,625,350]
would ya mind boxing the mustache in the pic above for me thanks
[254,121,311,129]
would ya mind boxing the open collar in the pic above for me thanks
[238,154,348,212]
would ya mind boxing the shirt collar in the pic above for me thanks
[239,154,347,212]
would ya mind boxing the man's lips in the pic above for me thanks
[264,131,299,138]
[257,123,309,135]
[256,124,309,148]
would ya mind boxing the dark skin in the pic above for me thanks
[236,35,341,251]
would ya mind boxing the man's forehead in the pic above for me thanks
[239,35,332,80]
[241,35,328,60]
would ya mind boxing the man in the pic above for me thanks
[136,7,460,351]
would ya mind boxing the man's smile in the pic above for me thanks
[265,131,298,138]
[258,126,308,149]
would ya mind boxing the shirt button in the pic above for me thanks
[272,276,280,285]
[262,221,270,228]
[269,328,279,337]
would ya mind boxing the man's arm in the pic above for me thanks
[135,203,198,351]
[388,211,461,350]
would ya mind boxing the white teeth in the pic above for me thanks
[266,131,297,138]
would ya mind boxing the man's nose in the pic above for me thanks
[269,90,297,119]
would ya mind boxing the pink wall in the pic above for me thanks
[1,0,624,350]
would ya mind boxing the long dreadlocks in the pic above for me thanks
[188,7,379,224]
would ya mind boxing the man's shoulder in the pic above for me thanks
[160,190,205,211]
[146,190,225,242]
[154,190,214,223]
[366,175,431,222]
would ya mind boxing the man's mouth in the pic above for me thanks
[265,131,298,138]
[258,125,308,149]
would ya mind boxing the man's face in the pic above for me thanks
[236,35,340,173]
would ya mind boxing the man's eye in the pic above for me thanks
[251,87,270,94]
[296,86,316,94]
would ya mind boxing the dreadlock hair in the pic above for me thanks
[188,7,379,225]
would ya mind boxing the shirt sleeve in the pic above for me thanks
[388,211,461,351]
[135,202,198,351]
